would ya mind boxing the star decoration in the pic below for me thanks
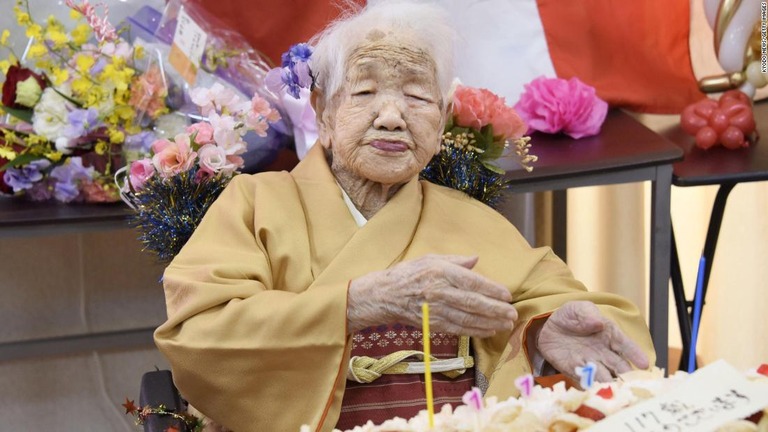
[122,398,139,415]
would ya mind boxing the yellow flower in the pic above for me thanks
[33,59,53,71]
[72,76,92,95]
[45,28,68,49]
[134,45,145,60]
[51,67,69,86]
[75,55,95,73]
[14,6,31,27]
[71,23,90,46]
[0,60,10,75]
[0,29,9,46]
[69,9,82,20]
[107,129,125,144]
[79,86,104,107]
[26,42,47,59]
[95,141,108,155]
[25,23,42,39]
[0,147,17,160]
[44,151,63,162]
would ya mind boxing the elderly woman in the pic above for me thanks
[154,2,655,431]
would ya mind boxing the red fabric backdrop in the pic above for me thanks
[537,0,704,113]
[186,0,361,65]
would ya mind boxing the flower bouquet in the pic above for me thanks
[0,0,171,202]
[420,84,536,209]
[116,83,280,262]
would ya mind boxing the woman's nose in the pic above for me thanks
[373,99,406,131]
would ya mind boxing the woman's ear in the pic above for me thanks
[311,90,332,149]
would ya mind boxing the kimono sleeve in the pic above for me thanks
[154,174,350,432]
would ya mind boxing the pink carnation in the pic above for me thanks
[186,122,215,145]
[129,158,155,190]
[151,134,197,178]
[453,85,526,140]
[514,76,608,139]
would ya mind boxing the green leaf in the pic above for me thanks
[50,87,82,107]
[0,153,41,171]
[480,160,506,175]
[0,104,34,124]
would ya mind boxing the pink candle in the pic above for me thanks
[462,387,484,412]
[514,373,534,398]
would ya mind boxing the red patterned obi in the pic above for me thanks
[335,323,475,430]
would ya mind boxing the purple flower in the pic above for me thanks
[65,108,101,138]
[268,43,314,99]
[3,159,52,192]
[90,58,107,75]
[50,157,95,202]
[26,178,56,201]
[124,131,156,153]
[282,43,313,67]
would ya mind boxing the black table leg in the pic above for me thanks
[670,225,692,372]
[671,182,736,372]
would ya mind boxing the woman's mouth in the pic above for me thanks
[369,140,409,152]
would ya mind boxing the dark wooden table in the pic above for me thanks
[0,198,132,238]
[660,100,768,372]
[499,108,684,370]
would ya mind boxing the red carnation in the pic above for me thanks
[1,63,47,109]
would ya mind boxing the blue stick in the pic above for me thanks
[688,256,706,373]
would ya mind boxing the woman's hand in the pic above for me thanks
[537,301,650,385]
[347,254,517,337]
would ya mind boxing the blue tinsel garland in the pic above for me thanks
[419,144,510,210]
[129,167,233,263]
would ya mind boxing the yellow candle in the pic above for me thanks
[422,302,435,428]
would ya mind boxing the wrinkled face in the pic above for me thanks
[316,31,447,186]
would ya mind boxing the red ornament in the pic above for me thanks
[680,90,756,150]
[122,398,138,415]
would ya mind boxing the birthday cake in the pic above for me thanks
[312,361,768,432]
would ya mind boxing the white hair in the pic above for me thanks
[309,0,456,106]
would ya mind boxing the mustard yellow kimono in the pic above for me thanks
[155,145,655,432]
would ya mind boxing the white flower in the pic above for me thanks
[197,144,239,176]
[55,137,75,155]
[32,87,73,141]
[190,83,246,116]
[208,112,246,155]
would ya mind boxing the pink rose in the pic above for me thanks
[452,85,526,140]
[186,122,215,145]
[129,158,155,190]
[514,76,608,139]
[151,134,197,178]
[151,138,174,154]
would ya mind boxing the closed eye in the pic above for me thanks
[407,94,432,103]
[352,90,374,96]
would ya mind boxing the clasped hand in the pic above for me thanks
[347,254,517,337]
